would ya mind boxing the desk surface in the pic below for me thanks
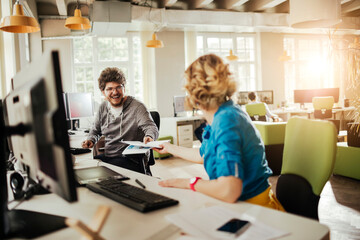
[9,148,330,240]
[272,106,355,115]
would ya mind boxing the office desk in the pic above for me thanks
[11,153,330,240]
[273,107,355,122]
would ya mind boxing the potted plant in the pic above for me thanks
[346,39,360,147]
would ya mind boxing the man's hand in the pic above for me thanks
[143,136,154,144]
[82,140,94,148]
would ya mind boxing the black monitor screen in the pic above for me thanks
[294,88,339,104]
[66,92,93,119]
[1,50,77,238]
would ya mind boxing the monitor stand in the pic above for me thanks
[0,102,67,239]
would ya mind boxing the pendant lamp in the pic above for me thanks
[226,49,238,61]
[278,50,291,62]
[146,33,164,48]
[0,0,40,33]
[65,8,91,30]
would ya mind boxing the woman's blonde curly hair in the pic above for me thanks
[184,54,236,110]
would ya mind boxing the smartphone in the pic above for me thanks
[215,218,250,239]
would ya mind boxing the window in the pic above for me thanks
[196,33,257,91]
[283,36,335,102]
[72,33,143,105]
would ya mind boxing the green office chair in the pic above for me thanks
[245,103,266,121]
[312,96,334,119]
[276,117,337,220]
[312,96,340,134]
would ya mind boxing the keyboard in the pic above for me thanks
[70,148,91,155]
[86,179,179,213]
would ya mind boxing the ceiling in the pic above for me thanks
[32,0,360,36]
[33,0,360,17]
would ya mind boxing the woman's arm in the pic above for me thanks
[154,142,203,163]
[159,176,242,203]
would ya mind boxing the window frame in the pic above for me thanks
[195,32,258,91]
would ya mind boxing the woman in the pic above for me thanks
[155,54,284,210]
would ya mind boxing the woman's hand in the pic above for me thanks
[153,142,172,154]
[158,178,191,189]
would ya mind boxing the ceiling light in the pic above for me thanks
[65,9,91,30]
[146,33,164,48]
[289,0,341,28]
[278,50,291,62]
[226,49,238,61]
[0,0,40,33]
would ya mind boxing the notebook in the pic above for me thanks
[75,166,129,186]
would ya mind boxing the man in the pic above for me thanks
[82,67,158,174]
[248,92,280,122]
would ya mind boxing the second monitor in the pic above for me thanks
[65,92,94,130]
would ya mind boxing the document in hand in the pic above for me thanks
[121,140,170,155]
[165,205,289,240]
[121,140,170,149]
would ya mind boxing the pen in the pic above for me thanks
[135,179,146,189]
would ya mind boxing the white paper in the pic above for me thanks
[122,145,151,155]
[165,205,290,240]
[121,140,170,149]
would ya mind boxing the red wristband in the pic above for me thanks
[189,177,202,191]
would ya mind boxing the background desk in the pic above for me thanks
[9,150,330,240]
[273,107,355,126]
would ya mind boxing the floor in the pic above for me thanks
[152,156,360,240]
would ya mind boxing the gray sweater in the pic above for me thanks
[87,96,159,157]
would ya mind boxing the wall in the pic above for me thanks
[259,32,285,108]
[42,39,73,92]
[154,31,186,117]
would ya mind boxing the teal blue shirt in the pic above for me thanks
[199,100,272,201]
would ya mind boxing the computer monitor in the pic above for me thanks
[294,88,340,108]
[237,90,274,105]
[173,95,192,117]
[65,92,93,130]
[0,50,77,238]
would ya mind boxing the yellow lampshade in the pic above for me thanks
[0,3,40,33]
[65,9,91,30]
[226,49,238,61]
[146,33,164,48]
[278,50,291,61]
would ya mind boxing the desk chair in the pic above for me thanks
[245,103,266,121]
[312,96,334,119]
[313,96,340,134]
[276,117,337,220]
[149,111,160,166]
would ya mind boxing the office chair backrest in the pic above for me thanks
[245,103,266,121]
[150,111,160,131]
[312,96,334,119]
[276,117,337,219]
[148,111,160,167]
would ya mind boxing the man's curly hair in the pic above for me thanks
[184,54,236,110]
[98,67,126,91]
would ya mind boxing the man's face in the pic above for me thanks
[102,82,126,107]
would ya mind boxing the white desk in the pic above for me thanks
[273,107,355,122]
[10,151,330,240]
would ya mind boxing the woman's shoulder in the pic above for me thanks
[216,104,248,123]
